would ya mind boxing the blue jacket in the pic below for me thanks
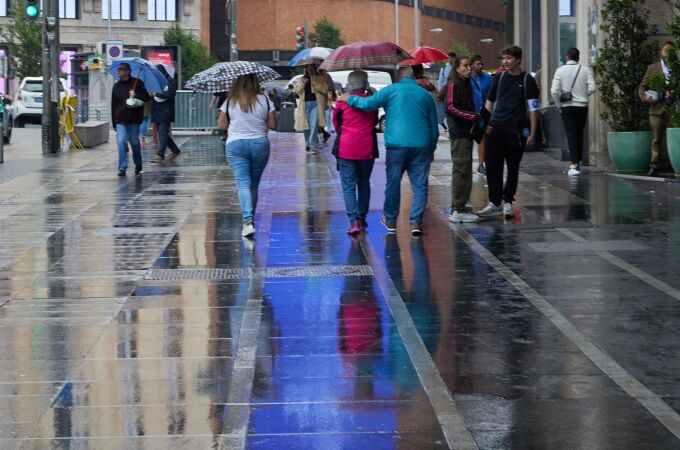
[471,71,493,112]
[347,78,439,151]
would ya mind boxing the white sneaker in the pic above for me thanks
[241,222,256,238]
[477,202,502,218]
[503,202,515,218]
[449,211,480,223]
[567,164,581,176]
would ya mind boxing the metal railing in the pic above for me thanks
[173,91,217,130]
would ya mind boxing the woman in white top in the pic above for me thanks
[218,74,277,238]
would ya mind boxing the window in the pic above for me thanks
[60,0,77,18]
[0,0,7,17]
[559,0,574,17]
[102,0,132,20]
[148,0,176,21]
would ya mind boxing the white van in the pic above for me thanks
[329,70,392,132]
[12,77,68,127]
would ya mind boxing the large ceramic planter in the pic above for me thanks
[667,128,680,173]
[607,131,651,173]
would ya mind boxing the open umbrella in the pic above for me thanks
[288,47,334,67]
[398,46,449,65]
[185,61,281,93]
[319,41,412,72]
[108,57,168,93]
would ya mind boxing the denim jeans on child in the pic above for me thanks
[226,137,271,223]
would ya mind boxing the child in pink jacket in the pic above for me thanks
[332,70,379,235]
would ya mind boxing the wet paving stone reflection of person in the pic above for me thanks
[2,130,680,449]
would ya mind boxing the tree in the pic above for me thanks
[597,0,657,131]
[308,17,344,48]
[450,40,472,57]
[163,25,215,86]
[0,1,42,80]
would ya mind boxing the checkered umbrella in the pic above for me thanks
[184,61,281,93]
[319,41,412,71]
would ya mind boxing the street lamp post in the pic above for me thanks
[394,0,399,46]
[413,0,419,48]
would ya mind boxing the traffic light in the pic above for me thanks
[295,26,305,50]
[24,0,40,18]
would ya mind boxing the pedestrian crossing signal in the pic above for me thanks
[296,26,305,50]
[24,0,39,18]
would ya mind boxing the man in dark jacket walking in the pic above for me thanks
[111,62,150,176]
[150,65,181,162]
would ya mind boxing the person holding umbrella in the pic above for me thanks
[217,74,277,238]
[150,64,181,162]
[294,64,332,154]
[111,62,150,176]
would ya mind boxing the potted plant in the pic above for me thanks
[597,0,658,173]
[663,0,680,173]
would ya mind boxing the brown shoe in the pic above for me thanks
[150,154,164,163]
[167,151,181,160]
[411,222,423,237]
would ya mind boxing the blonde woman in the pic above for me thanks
[218,74,277,238]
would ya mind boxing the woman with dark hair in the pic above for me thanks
[442,56,480,223]
[217,74,277,238]
[413,63,437,93]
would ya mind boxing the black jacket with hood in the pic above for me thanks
[151,65,177,124]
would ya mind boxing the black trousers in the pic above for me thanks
[560,106,588,164]
[485,130,524,206]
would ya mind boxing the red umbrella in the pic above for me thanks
[398,46,449,65]
[319,41,413,71]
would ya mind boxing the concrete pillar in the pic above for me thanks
[540,0,559,106]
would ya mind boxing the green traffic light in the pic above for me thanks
[25,4,39,18]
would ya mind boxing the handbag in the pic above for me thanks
[125,77,144,108]
[559,65,582,103]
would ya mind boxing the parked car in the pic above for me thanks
[12,77,68,127]
[0,93,12,144]
[328,70,392,132]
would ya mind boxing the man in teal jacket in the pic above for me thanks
[340,67,439,237]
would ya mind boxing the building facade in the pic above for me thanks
[213,0,508,66]
[510,0,672,170]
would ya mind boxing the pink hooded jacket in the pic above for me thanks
[332,93,379,160]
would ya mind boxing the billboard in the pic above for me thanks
[141,45,181,85]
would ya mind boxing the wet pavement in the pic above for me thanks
[2,130,680,449]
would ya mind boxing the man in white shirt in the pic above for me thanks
[550,47,596,176]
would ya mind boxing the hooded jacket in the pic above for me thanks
[151,65,177,124]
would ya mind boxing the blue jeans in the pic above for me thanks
[325,108,334,133]
[226,137,270,223]
[156,121,181,157]
[384,147,432,224]
[338,157,374,221]
[303,100,319,149]
[140,116,150,137]
[116,123,142,171]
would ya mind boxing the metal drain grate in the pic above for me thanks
[144,265,374,281]
[145,268,253,280]
[265,265,374,278]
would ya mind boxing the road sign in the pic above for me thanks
[106,41,123,65]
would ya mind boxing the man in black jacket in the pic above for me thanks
[150,65,181,162]
[111,63,150,176]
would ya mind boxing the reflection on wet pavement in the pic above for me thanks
[1,132,680,449]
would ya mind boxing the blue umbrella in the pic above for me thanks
[288,47,334,67]
[108,57,168,93]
